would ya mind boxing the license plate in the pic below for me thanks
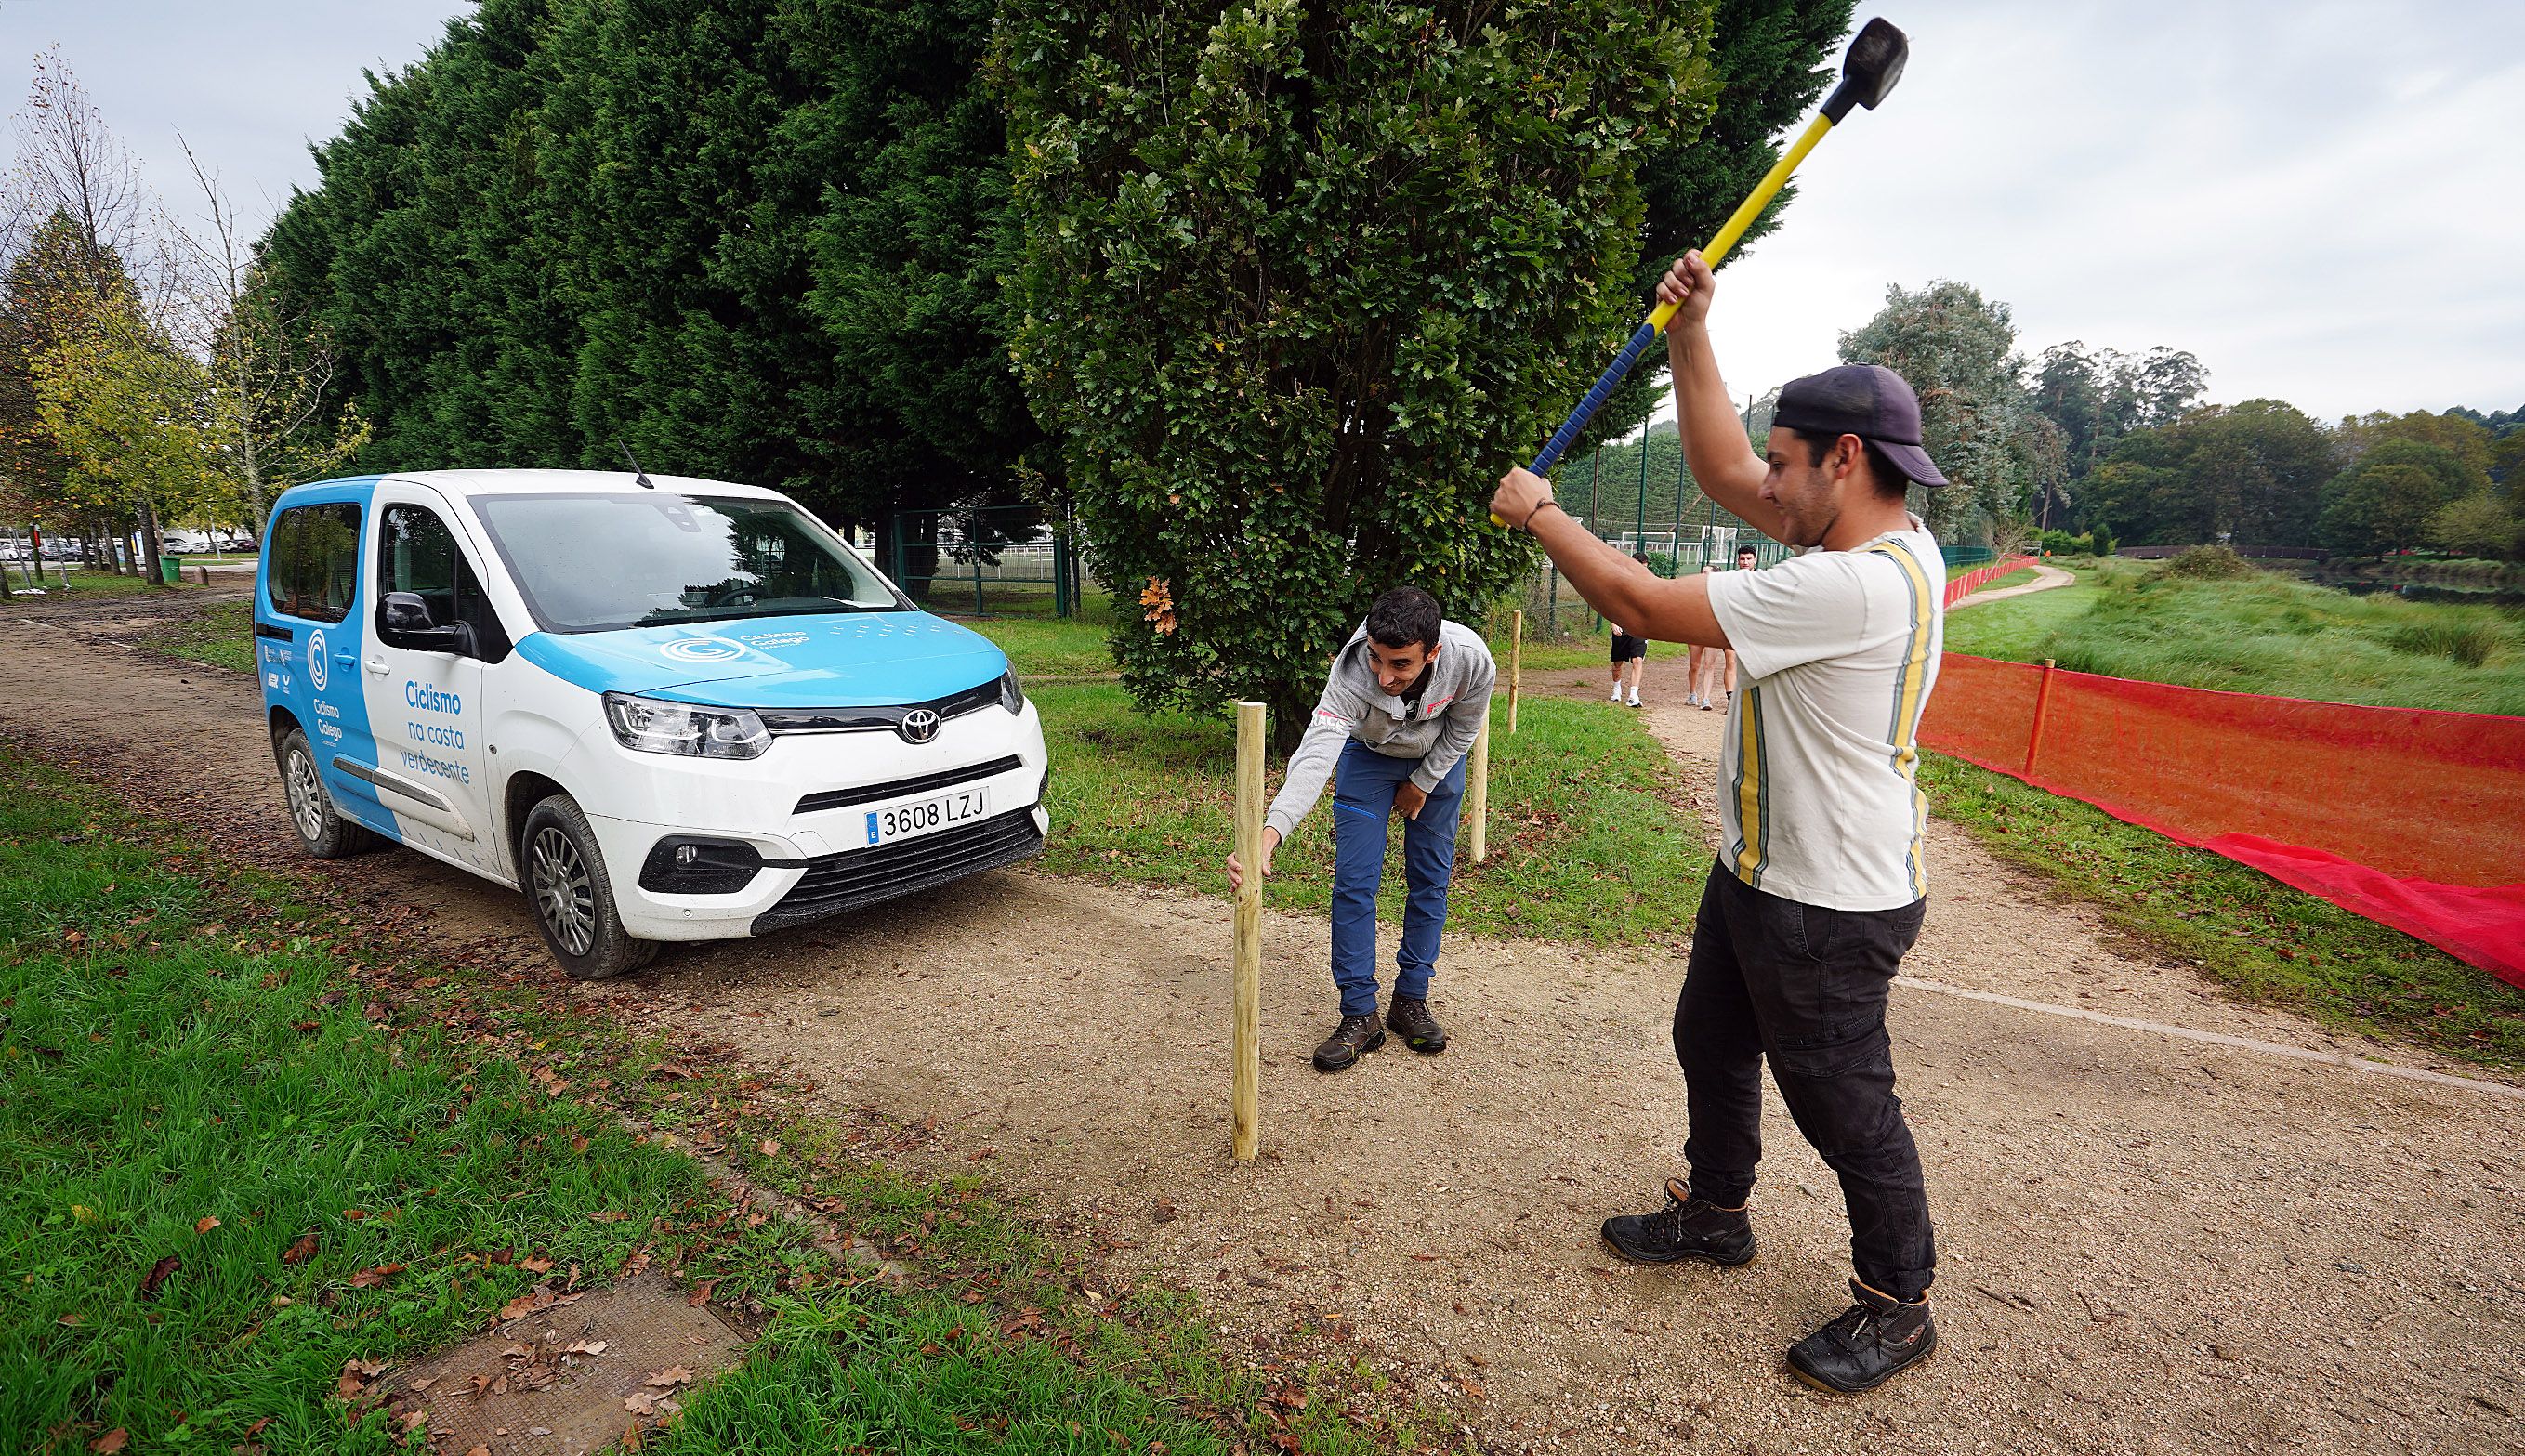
[865,786,989,846]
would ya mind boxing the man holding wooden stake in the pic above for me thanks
[1227,586,1495,1073]
[1491,250,1950,1395]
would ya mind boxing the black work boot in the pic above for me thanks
[1312,1011,1386,1072]
[1600,1178,1756,1266]
[1386,994,1448,1054]
[1785,1278,1937,1393]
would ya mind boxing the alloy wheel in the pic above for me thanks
[530,826,598,956]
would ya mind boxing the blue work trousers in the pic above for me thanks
[1329,738,1466,1017]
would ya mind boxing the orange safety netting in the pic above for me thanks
[1920,653,2525,985]
[1941,555,2038,608]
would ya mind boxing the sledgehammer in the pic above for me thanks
[1493,18,1913,525]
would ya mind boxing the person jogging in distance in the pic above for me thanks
[1492,248,1951,1395]
[1610,551,1652,708]
[1226,586,1496,1072]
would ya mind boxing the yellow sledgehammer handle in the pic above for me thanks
[1491,111,1838,527]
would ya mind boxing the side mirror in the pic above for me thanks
[381,591,465,652]
[382,591,435,634]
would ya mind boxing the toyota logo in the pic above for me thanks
[898,708,940,744]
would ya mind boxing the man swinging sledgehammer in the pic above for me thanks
[1493,250,1951,1394]
[1227,587,1495,1072]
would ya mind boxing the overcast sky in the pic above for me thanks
[3,1,2518,425]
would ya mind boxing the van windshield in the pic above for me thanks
[470,492,906,633]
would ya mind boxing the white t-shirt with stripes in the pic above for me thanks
[1704,527,1945,912]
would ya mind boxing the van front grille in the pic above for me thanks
[751,808,1044,933]
[794,755,1022,815]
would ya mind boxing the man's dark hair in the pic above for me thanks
[1795,428,1913,499]
[1366,585,1442,650]
[1735,544,1758,560]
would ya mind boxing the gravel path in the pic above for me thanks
[6,605,2520,1455]
[1949,561,2076,610]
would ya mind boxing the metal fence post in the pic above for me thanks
[1053,529,1072,618]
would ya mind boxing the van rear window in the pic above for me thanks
[268,503,362,623]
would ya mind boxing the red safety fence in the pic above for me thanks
[1943,556,2039,607]
[1920,654,2525,986]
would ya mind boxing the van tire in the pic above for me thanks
[519,794,657,980]
[275,728,382,859]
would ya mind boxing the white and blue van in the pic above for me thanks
[255,469,1049,978]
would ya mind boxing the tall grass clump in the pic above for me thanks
[2004,564,2525,715]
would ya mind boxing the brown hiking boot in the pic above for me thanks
[1312,1012,1386,1072]
[1387,995,1448,1054]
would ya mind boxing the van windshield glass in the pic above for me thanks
[470,492,904,633]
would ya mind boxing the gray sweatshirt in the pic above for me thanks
[1265,619,1497,840]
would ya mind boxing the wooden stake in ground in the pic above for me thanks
[1231,701,1264,1162]
[1507,609,1523,734]
[1467,714,1491,865]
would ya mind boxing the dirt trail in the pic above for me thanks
[1948,561,2076,610]
[7,608,2522,1456]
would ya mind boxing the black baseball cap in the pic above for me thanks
[1772,364,1949,488]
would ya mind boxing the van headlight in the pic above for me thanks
[603,692,771,760]
[998,668,1026,714]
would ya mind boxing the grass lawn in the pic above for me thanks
[1922,752,2525,1072]
[1945,568,2108,660]
[1944,559,2525,715]
[0,568,205,602]
[0,754,1414,1454]
[1034,682,1707,947]
[141,600,256,673]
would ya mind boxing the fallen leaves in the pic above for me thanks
[337,1358,386,1400]
[588,1211,629,1223]
[758,1138,782,1157]
[646,1366,695,1388]
[518,1256,555,1274]
[281,1232,320,1265]
[193,1215,220,1235]
[88,1430,126,1454]
[495,1283,585,1322]
[138,1255,181,1301]
[349,1263,405,1289]
[686,1281,716,1308]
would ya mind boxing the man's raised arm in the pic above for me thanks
[1660,252,1792,545]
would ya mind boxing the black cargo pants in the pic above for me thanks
[1674,864,1937,1300]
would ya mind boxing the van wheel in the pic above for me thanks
[520,794,658,980]
[275,728,380,859]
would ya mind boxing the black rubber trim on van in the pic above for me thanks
[757,677,1003,736]
[253,620,295,641]
[750,808,1044,934]
[794,755,1022,816]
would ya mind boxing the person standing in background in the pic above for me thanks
[1609,551,1653,708]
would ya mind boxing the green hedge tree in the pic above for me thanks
[256,0,1036,539]
[999,0,1848,730]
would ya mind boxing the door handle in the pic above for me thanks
[362,655,388,676]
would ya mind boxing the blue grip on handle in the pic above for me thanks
[1529,321,1663,475]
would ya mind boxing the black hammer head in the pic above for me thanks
[1821,18,1909,123]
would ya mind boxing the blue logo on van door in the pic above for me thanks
[307,629,330,690]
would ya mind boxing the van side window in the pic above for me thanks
[268,503,362,623]
[377,505,510,660]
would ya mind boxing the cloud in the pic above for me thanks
[1697,0,2525,421]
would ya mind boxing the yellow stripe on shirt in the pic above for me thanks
[1868,540,1936,899]
[1730,683,1769,888]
